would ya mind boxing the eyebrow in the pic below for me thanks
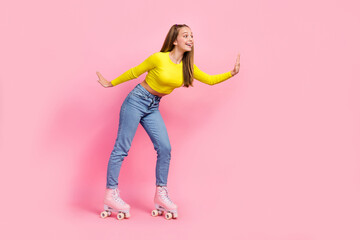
[183,32,193,34]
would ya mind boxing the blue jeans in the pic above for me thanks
[106,83,171,189]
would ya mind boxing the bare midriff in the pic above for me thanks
[140,80,168,97]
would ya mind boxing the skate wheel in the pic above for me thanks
[117,212,125,220]
[100,211,108,218]
[165,212,172,220]
[151,209,159,217]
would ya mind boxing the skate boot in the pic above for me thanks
[100,188,130,220]
[151,186,178,220]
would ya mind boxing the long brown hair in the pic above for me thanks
[160,24,194,87]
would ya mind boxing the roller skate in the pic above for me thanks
[151,186,178,220]
[100,188,130,220]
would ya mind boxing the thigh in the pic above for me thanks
[140,109,171,149]
[115,94,144,141]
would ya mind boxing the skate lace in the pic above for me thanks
[112,189,126,205]
[159,187,174,205]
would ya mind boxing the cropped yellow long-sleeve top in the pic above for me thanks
[111,51,233,94]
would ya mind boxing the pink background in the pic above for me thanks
[1,0,360,239]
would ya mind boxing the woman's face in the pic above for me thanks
[174,27,194,52]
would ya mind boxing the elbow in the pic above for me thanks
[207,78,215,86]
[131,68,139,79]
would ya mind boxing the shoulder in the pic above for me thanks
[154,51,169,59]
[145,52,170,65]
[146,51,164,61]
[149,51,167,57]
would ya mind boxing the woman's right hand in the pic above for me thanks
[96,71,113,88]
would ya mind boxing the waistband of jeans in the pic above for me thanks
[135,83,162,100]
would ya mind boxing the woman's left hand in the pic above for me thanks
[231,53,240,76]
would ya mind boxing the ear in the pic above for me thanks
[173,39,177,46]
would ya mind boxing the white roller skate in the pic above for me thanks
[100,188,130,220]
[151,186,178,220]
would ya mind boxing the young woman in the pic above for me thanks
[97,24,240,220]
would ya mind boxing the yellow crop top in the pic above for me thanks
[111,51,233,94]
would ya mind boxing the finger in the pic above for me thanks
[99,79,108,85]
[99,79,106,85]
[99,74,106,81]
[97,72,104,79]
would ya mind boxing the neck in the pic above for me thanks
[169,48,185,64]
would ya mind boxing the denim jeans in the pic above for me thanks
[106,83,171,189]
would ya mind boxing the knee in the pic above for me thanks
[110,144,129,159]
[157,141,171,155]
[113,139,132,153]
[111,149,128,157]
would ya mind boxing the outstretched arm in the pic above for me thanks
[97,52,159,88]
[194,53,240,85]
[193,64,232,85]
